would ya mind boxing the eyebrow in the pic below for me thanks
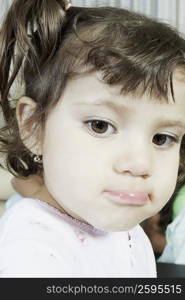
[73,99,126,111]
[74,100,185,130]
[156,120,185,130]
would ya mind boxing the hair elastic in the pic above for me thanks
[65,2,72,11]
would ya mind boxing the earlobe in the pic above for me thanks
[16,96,43,155]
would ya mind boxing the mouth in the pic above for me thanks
[104,190,150,206]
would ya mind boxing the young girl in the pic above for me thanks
[1,0,185,278]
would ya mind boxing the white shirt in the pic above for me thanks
[0,196,156,277]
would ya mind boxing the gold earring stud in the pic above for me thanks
[33,155,43,164]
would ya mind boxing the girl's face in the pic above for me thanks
[35,72,185,231]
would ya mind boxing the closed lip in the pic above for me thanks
[105,189,150,205]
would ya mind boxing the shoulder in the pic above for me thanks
[0,196,79,244]
[0,197,78,277]
[0,196,74,237]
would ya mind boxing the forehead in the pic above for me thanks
[172,70,185,105]
[62,71,185,107]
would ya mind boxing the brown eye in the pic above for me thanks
[85,120,116,137]
[153,134,167,146]
[152,133,178,147]
[91,120,109,133]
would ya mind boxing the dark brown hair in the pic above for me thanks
[1,0,185,183]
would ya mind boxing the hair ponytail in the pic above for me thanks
[0,0,70,123]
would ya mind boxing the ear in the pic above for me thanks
[16,96,43,155]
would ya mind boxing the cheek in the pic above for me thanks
[153,151,179,209]
[42,127,109,198]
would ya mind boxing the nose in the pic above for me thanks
[113,142,152,178]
